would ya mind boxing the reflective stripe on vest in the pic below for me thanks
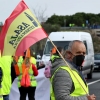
[17,57,37,87]
[50,66,89,100]
[50,55,60,62]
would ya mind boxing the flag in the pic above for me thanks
[0,0,47,56]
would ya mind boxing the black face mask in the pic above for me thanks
[72,55,85,66]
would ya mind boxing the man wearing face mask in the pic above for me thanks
[50,40,96,100]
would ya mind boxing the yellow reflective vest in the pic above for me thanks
[50,55,60,62]
[0,56,12,95]
[17,56,37,87]
[50,66,89,100]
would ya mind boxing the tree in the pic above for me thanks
[31,7,48,54]
[72,13,85,26]
[32,6,48,22]
[42,23,60,33]
[0,22,3,33]
[91,33,100,53]
[46,12,100,27]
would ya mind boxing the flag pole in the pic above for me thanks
[48,37,89,95]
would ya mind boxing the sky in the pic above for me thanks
[0,0,100,24]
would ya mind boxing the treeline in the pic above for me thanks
[38,13,100,54]
[45,12,100,27]
[0,13,100,54]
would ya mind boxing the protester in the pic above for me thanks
[11,56,18,83]
[16,48,38,100]
[0,64,3,100]
[44,47,64,78]
[50,40,96,100]
[0,56,12,100]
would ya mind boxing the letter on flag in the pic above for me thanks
[0,0,47,56]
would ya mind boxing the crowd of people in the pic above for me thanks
[0,40,96,100]
[0,48,38,100]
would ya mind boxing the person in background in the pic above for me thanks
[44,46,64,78]
[0,64,3,100]
[43,47,64,100]
[30,48,37,59]
[0,56,12,100]
[15,48,38,100]
[11,56,18,83]
[50,46,64,63]
[50,40,96,100]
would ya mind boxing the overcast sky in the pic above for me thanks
[0,0,100,23]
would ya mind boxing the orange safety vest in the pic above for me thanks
[22,48,31,73]
[17,48,37,87]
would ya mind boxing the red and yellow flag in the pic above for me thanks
[0,0,47,56]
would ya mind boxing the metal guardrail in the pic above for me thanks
[60,26,100,30]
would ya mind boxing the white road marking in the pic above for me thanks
[88,79,100,85]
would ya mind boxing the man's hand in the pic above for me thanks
[87,94,96,100]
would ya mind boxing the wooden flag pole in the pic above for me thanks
[48,37,89,95]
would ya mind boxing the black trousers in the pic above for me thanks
[19,86,36,100]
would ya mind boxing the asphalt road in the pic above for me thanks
[87,71,100,100]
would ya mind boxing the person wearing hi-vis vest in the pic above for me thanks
[0,55,12,100]
[15,48,38,100]
[0,65,3,100]
[0,50,3,100]
[50,40,96,100]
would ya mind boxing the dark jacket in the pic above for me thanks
[11,62,16,83]
[0,67,3,87]
[51,57,88,100]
